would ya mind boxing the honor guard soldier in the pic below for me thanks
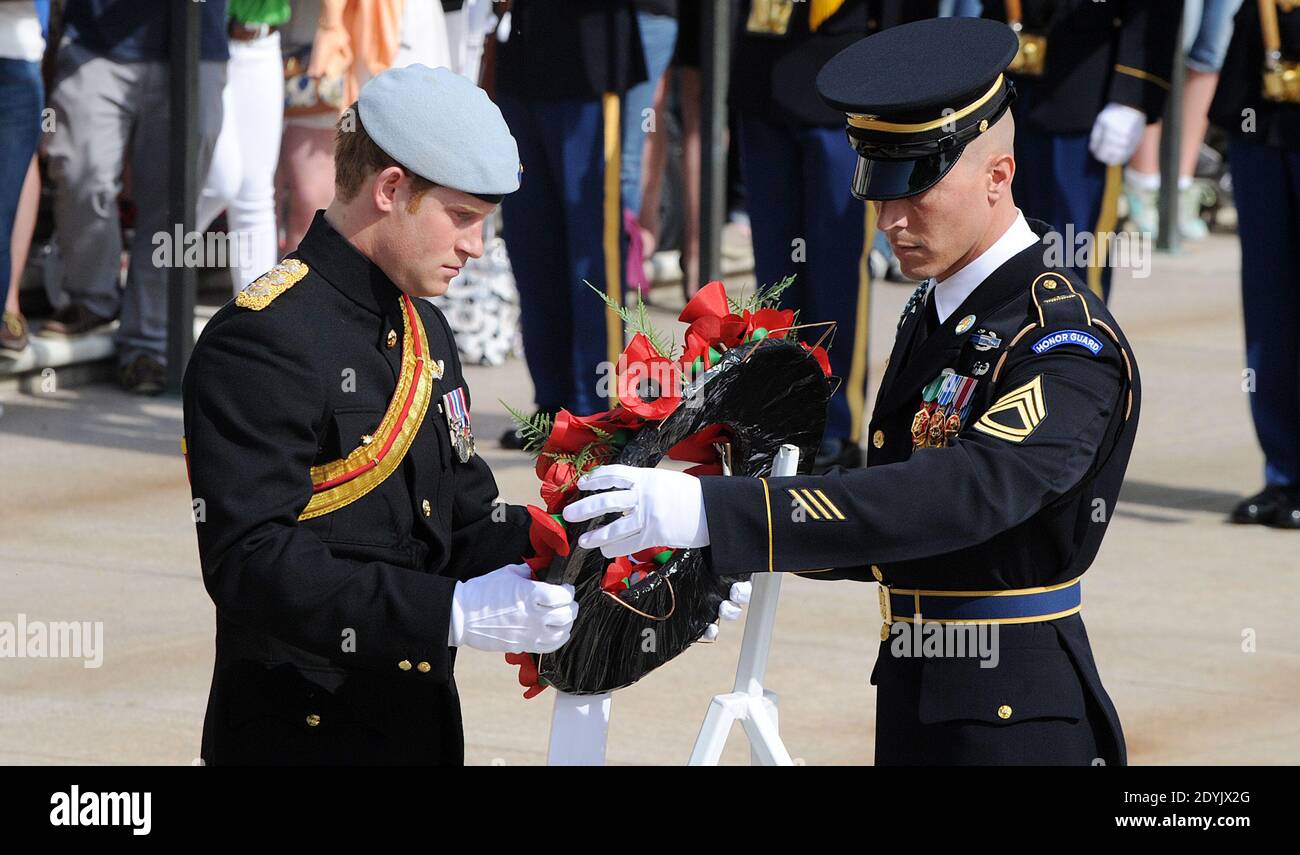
[182,65,578,765]
[494,0,647,445]
[1210,1,1300,527]
[566,18,1141,765]
[733,0,937,470]
[982,0,1181,300]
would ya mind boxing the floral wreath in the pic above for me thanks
[503,278,833,698]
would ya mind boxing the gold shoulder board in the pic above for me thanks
[235,259,309,311]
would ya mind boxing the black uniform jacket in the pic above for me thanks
[1209,1,1300,150]
[700,218,1140,764]
[182,212,532,765]
[983,0,1182,133]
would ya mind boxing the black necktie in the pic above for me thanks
[922,287,940,340]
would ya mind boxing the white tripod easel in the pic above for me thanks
[687,444,798,765]
[545,444,799,766]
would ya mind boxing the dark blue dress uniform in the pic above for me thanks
[732,0,937,467]
[494,0,646,418]
[982,0,1182,300]
[181,212,533,764]
[1209,1,1300,527]
[699,19,1141,764]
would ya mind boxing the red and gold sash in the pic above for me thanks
[299,294,437,520]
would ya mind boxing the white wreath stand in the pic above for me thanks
[546,444,799,766]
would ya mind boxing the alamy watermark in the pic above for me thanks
[886,617,1000,668]
[1042,226,1152,279]
[0,613,103,668]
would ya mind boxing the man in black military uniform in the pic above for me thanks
[182,65,578,765]
[982,0,1181,301]
[1210,1,1300,528]
[565,18,1140,765]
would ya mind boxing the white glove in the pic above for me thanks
[702,581,752,641]
[448,563,577,653]
[1088,103,1146,166]
[562,465,710,559]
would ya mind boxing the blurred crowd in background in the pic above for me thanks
[1,0,1298,520]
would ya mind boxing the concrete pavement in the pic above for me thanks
[1,230,1297,765]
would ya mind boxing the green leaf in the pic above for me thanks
[752,274,797,310]
[585,281,678,361]
[501,400,554,456]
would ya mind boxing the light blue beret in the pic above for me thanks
[358,64,521,196]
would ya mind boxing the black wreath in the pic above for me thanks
[535,336,830,694]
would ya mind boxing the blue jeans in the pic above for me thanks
[0,58,44,313]
[938,0,983,16]
[1183,0,1244,74]
[1229,137,1300,488]
[620,12,678,214]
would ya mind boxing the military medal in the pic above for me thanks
[912,371,950,450]
[442,386,476,462]
[913,371,979,451]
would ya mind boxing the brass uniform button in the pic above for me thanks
[386,329,398,349]
[871,565,883,582]
[872,430,885,449]
[421,499,432,517]
[997,704,1013,720]
[305,714,321,727]
[1044,278,1057,290]
[398,659,412,671]
[417,661,431,674]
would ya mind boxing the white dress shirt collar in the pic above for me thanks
[926,210,1038,324]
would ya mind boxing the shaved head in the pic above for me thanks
[962,109,1015,172]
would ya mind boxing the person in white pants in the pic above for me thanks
[198,26,285,293]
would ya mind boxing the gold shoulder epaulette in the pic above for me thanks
[235,259,309,311]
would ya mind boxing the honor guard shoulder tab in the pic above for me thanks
[235,259,309,311]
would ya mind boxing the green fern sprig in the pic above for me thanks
[585,281,678,361]
[501,401,554,456]
[549,441,618,489]
[753,274,797,310]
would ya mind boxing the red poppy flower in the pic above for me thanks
[682,315,723,369]
[799,341,833,377]
[744,307,795,340]
[666,423,732,465]
[617,333,682,420]
[535,409,597,478]
[525,551,550,574]
[680,281,748,371]
[504,652,547,699]
[527,504,570,559]
[598,555,628,592]
[575,406,647,441]
[539,459,580,513]
[679,280,730,325]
